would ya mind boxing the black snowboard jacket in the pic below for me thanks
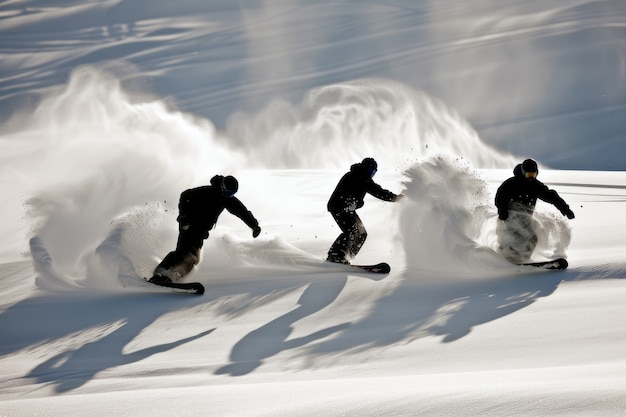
[177,175,259,233]
[495,164,571,219]
[327,162,398,213]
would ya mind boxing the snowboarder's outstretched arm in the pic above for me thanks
[537,185,575,219]
[366,180,401,202]
[225,197,262,237]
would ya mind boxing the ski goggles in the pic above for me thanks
[524,171,538,179]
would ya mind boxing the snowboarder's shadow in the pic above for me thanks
[1,235,216,393]
[421,263,626,343]
[0,291,213,393]
[430,274,561,343]
[312,268,575,355]
[28,322,214,393]
[216,273,352,376]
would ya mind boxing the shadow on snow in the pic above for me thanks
[3,238,626,388]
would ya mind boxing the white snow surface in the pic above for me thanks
[1,1,626,416]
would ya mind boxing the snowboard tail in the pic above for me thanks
[519,258,568,270]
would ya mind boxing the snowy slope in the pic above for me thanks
[2,168,626,416]
[1,1,626,416]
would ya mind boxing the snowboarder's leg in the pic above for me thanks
[153,249,200,282]
[346,214,367,259]
[327,211,366,263]
[151,228,204,282]
[327,211,352,263]
[496,211,538,264]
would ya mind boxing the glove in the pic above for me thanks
[498,210,509,221]
[562,208,575,219]
[252,226,261,238]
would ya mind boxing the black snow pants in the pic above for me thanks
[327,209,367,261]
[153,224,207,281]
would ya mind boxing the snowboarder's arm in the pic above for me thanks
[225,197,261,234]
[366,181,398,202]
[537,185,575,219]
[494,181,512,220]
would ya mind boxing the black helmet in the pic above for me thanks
[361,157,378,177]
[222,175,239,197]
[521,159,538,179]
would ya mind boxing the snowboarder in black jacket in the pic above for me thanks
[326,158,403,264]
[494,159,574,262]
[150,175,261,284]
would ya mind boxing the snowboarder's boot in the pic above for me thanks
[149,274,172,285]
[326,252,350,264]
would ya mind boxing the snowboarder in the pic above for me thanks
[494,158,575,263]
[326,157,403,264]
[149,175,261,284]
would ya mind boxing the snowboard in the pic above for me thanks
[519,258,568,270]
[144,278,205,295]
[351,262,391,273]
[330,262,390,274]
